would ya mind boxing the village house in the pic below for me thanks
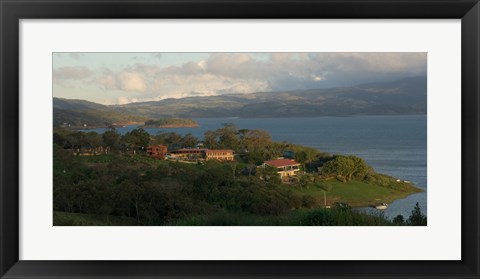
[73,146,107,156]
[169,148,235,161]
[263,158,301,178]
[204,149,234,161]
[171,148,207,159]
[146,145,168,159]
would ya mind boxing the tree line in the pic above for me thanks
[53,123,329,167]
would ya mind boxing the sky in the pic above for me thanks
[53,52,427,105]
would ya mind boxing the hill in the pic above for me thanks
[53,76,427,125]
[142,118,199,128]
[112,76,427,118]
[53,98,147,127]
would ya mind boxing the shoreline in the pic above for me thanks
[140,124,199,128]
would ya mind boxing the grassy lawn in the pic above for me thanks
[293,180,422,207]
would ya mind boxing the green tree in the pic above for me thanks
[295,151,308,170]
[406,202,427,226]
[348,156,372,180]
[203,131,218,149]
[255,165,281,185]
[321,156,355,182]
[153,132,182,147]
[321,155,371,182]
[102,129,120,151]
[217,123,239,150]
[180,133,198,148]
[304,147,319,171]
[393,215,405,225]
[297,173,316,190]
[121,128,150,153]
[243,129,272,151]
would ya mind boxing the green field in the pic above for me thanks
[293,180,422,207]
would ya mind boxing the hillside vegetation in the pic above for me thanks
[113,76,426,118]
[53,98,147,128]
[53,76,427,125]
[142,118,199,128]
[53,125,425,226]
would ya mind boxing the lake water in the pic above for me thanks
[84,115,427,220]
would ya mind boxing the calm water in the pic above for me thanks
[84,115,427,219]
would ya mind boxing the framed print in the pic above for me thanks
[1,0,479,278]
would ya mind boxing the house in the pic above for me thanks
[170,148,234,161]
[171,148,208,159]
[147,145,167,159]
[204,149,234,161]
[263,158,301,178]
[74,146,105,156]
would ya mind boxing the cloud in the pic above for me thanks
[117,96,139,105]
[69,53,84,60]
[53,66,92,80]
[54,53,427,104]
[93,69,148,93]
[117,72,147,92]
[94,75,117,90]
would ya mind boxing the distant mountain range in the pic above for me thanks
[53,98,148,127]
[54,76,427,127]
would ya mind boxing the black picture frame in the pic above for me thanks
[1,0,479,278]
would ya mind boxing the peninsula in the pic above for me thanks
[141,118,199,128]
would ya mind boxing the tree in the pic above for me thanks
[102,129,120,151]
[393,215,405,225]
[321,156,355,182]
[243,129,272,151]
[406,202,427,225]
[348,156,372,181]
[121,128,150,153]
[321,155,371,182]
[217,123,239,150]
[297,173,316,190]
[304,147,319,171]
[180,133,198,148]
[255,165,281,185]
[295,151,308,170]
[237,128,250,147]
[153,132,182,147]
[227,161,239,180]
[203,131,218,149]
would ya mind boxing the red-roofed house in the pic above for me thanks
[264,158,301,178]
[146,145,167,159]
[205,149,234,161]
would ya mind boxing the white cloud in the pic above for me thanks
[53,66,92,80]
[69,53,84,60]
[118,72,147,92]
[54,53,427,104]
[116,96,139,105]
[95,75,117,90]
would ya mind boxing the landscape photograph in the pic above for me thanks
[53,52,427,226]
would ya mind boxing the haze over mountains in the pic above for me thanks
[53,76,427,127]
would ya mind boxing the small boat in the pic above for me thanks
[375,203,388,210]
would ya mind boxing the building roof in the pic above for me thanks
[205,149,234,154]
[264,158,301,167]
